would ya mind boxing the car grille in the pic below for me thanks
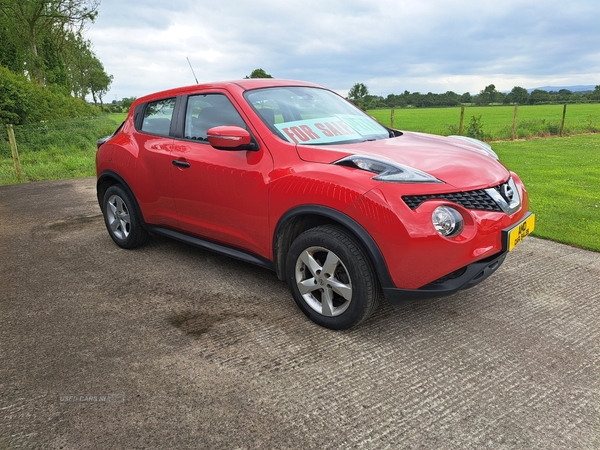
[402,186,505,212]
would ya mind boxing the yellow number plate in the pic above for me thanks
[506,213,535,251]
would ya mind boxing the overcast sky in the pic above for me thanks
[87,0,600,101]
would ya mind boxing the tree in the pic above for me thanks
[39,34,69,90]
[65,35,95,98]
[88,58,113,106]
[439,91,461,106]
[0,13,25,72]
[504,86,529,105]
[245,68,273,79]
[362,94,385,109]
[475,84,504,105]
[0,0,99,85]
[590,85,600,101]
[529,89,550,104]
[120,97,137,110]
[348,83,369,107]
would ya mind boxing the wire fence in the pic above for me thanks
[369,103,600,141]
[0,116,117,158]
[1,116,118,184]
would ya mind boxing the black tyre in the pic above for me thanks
[286,225,381,330]
[102,185,149,249]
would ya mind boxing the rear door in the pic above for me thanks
[133,97,179,228]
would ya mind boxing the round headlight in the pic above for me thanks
[432,206,464,238]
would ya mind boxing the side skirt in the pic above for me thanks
[146,226,276,272]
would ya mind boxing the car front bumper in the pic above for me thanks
[383,250,507,307]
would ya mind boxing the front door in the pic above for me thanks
[169,93,272,258]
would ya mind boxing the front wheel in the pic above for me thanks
[286,225,381,330]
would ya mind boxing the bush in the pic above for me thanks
[513,119,563,138]
[0,66,100,125]
[0,67,32,124]
[466,115,485,140]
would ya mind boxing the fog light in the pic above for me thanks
[432,206,464,238]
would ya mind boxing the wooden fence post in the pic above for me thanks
[7,124,23,183]
[458,106,465,135]
[560,104,567,136]
[511,104,519,140]
[390,108,395,129]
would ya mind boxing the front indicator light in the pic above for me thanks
[432,206,464,238]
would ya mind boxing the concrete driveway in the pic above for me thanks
[1,177,599,449]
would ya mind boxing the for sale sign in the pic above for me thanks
[275,115,384,145]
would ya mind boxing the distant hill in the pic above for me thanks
[528,85,596,93]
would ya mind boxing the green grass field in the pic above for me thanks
[1,111,599,251]
[109,113,127,125]
[493,135,599,251]
[369,103,600,140]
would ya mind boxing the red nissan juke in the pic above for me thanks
[96,79,535,329]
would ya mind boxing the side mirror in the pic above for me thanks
[206,126,255,151]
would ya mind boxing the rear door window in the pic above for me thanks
[141,98,176,136]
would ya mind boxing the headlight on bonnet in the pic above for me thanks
[334,155,441,183]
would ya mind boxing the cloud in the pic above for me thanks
[87,0,600,101]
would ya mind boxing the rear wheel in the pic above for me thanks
[102,185,149,249]
[286,225,381,329]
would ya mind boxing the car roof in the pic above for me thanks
[133,79,324,106]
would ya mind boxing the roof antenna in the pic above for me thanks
[186,57,199,84]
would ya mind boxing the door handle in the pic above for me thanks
[172,160,191,168]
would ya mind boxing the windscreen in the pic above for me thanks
[245,86,390,145]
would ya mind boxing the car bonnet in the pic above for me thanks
[295,131,510,190]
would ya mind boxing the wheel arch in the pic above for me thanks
[97,171,146,226]
[272,205,395,289]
